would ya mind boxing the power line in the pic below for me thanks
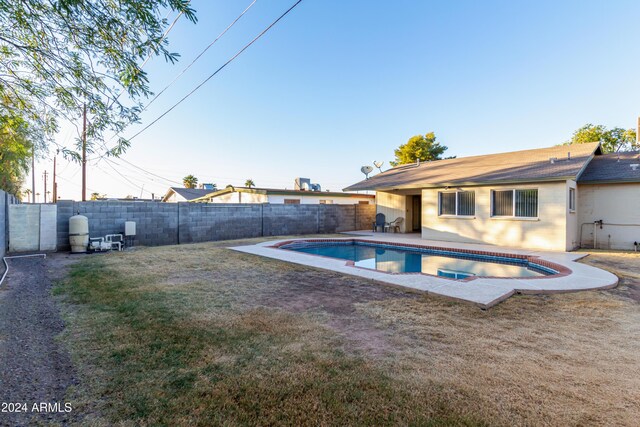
[126,0,304,143]
[145,0,258,110]
[106,156,184,186]
[105,158,180,186]
[85,1,303,191]
[103,158,150,194]
[91,0,255,161]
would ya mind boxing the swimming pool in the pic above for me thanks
[279,240,556,279]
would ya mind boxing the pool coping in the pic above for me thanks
[229,237,619,309]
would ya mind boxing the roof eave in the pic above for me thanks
[578,178,640,185]
[348,176,577,192]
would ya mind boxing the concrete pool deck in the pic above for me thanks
[229,232,618,308]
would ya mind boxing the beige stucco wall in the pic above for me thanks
[577,183,640,250]
[565,180,579,250]
[420,181,571,251]
[208,192,268,203]
[267,194,373,205]
[376,191,407,232]
[208,192,373,204]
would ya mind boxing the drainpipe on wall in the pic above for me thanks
[593,220,603,249]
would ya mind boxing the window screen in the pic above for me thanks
[515,189,538,217]
[439,192,456,215]
[492,190,513,216]
[457,191,475,216]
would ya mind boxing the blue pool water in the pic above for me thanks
[281,241,554,279]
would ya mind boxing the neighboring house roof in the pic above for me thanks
[344,142,602,191]
[578,151,640,184]
[193,186,375,202]
[162,187,214,202]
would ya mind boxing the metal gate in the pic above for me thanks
[8,204,57,252]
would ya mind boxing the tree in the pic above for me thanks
[90,192,106,200]
[390,133,451,167]
[0,117,33,195]
[23,188,31,201]
[565,124,637,153]
[245,179,255,188]
[183,175,198,189]
[0,0,197,176]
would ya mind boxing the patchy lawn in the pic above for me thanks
[53,240,640,426]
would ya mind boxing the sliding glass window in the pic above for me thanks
[492,189,538,218]
[438,191,475,216]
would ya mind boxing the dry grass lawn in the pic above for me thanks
[53,238,640,426]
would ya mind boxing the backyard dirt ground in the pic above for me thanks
[1,238,639,426]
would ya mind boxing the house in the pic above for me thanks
[344,142,640,251]
[161,187,215,202]
[193,186,375,205]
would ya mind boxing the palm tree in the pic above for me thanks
[23,188,32,202]
[183,175,198,189]
[245,179,255,188]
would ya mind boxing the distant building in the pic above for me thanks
[162,187,215,203]
[193,186,374,205]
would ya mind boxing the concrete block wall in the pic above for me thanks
[178,203,262,243]
[55,201,375,250]
[318,204,376,233]
[1,190,19,258]
[56,200,74,252]
[56,200,179,250]
[262,204,320,236]
[355,204,375,231]
[1,190,6,259]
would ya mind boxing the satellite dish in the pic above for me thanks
[361,165,373,179]
[373,161,384,172]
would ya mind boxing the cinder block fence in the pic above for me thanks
[1,190,19,259]
[52,200,375,251]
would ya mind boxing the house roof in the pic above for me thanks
[193,186,375,202]
[344,142,602,191]
[578,151,640,184]
[162,187,214,202]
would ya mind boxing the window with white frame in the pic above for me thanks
[491,189,538,218]
[438,191,475,216]
[569,188,576,212]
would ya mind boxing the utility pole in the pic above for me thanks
[52,154,57,202]
[43,170,48,203]
[82,103,87,201]
[31,150,35,203]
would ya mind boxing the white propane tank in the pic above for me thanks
[69,215,89,253]
[125,221,136,236]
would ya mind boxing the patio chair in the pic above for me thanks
[372,213,387,232]
[385,217,404,233]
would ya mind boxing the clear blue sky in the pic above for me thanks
[37,0,640,200]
